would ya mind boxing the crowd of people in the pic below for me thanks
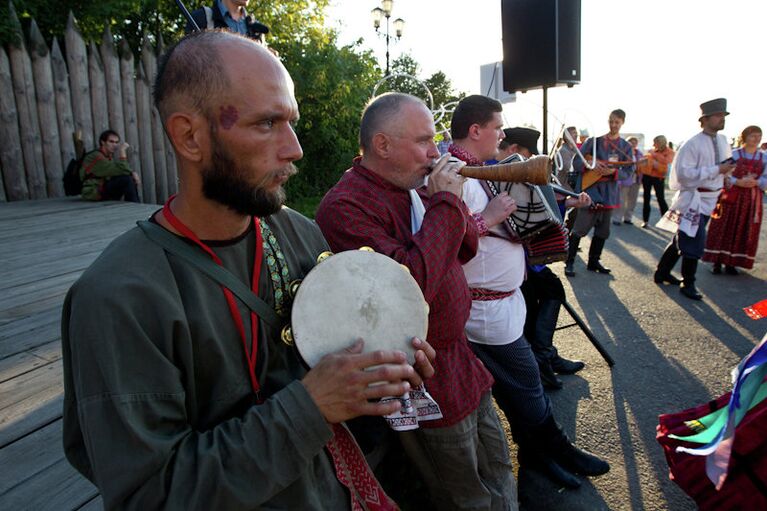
[556,98,766,301]
[58,12,766,510]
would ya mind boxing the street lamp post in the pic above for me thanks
[371,0,404,75]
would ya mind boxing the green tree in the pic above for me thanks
[0,1,185,50]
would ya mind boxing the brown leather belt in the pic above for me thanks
[697,188,721,193]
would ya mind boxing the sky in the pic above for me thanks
[325,0,767,150]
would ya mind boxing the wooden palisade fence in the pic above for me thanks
[0,3,177,204]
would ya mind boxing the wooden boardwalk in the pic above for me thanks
[0,198,158,510]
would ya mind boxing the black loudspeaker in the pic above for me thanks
[501,0,581,92]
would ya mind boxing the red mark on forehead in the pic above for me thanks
[219,105,239,130]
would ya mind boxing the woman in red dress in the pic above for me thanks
[703,125,767,273]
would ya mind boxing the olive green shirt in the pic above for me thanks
[62,207,351,509]
[80,150,132,201]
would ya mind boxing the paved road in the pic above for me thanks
[517,200,767,511]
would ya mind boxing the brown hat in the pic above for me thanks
[503,127,540,155]
[699,98,729,121]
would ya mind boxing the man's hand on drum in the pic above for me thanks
[428,154,466,199]
[302,337,437,424]
[481,192,517,227]
[565,192,592,209]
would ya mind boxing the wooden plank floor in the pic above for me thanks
[0,198,159,510]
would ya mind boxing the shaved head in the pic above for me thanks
[359,92,427,153]
[154,30,275,124]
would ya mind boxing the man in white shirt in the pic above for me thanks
[655,98,736,300]
[447,95,609,491]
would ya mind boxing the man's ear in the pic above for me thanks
[371,132,391,158]
[165,113,207,162]
[468,123,482,141]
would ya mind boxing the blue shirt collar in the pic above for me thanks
[216,0,249,35]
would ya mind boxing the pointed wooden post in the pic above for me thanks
[119,39,141,199]
[89,41,109,144]
[157,35,178,196]
[135,62,156,203]
[51,38,76,169]
[29,19,64,197]
[65,11,93,150]
[0,162,6,202]
[101,25,125,139]
[0,46,28,200]
[7,2,46,199]
[141,35,167,202]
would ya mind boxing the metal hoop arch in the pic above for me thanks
[372,73,435,112]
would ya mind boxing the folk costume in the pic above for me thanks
[62,206,397,510]
[702,147,767,270]
[656,129,731,299]
[566,134,635,275]
[452,144,609,489]
[316,157,517,510]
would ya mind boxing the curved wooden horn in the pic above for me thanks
[459,155,550,185]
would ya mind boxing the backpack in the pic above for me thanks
[62,150,100,196]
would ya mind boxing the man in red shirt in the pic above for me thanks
[317,92,517,510]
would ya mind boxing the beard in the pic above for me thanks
[201,136,297,217]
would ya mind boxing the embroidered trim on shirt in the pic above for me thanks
[472,213,489,237]
[260,220,291,318]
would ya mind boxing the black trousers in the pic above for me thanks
[642,175,668,222]
[521,267,565,364]
[103,175,139,202]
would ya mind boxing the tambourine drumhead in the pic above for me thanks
[292,250,428,367]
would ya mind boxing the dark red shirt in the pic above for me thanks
[316,158,494,428]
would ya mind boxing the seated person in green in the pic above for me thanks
[80,129,140,202]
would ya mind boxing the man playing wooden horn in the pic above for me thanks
[565,108,635,277]
[316,92,518,510]
[448,96,609,492]
[61,32,436,510]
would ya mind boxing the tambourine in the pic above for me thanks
[291,249,429,368]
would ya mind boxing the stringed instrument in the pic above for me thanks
[581,155,636,190]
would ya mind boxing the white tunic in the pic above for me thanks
[657,131,731,237]
[461,178,527,346]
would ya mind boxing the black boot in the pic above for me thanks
[513,421,580,489]
[551,357,585,375]
[518,445,581,489]
[680,257,702,300]
[586,236,611,274]
[538,360,563,390]
[539,415,610,477]
[564,235,581,276]
[654,242,682,285]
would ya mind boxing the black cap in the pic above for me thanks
[503,127,540,155]
[247,17,270,35]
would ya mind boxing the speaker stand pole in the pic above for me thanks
[542,86,548,154]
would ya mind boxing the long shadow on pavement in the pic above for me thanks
[563,272,705,511]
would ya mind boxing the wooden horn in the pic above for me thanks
[459,155,551,185]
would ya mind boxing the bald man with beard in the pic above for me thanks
[61,31,436,510]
